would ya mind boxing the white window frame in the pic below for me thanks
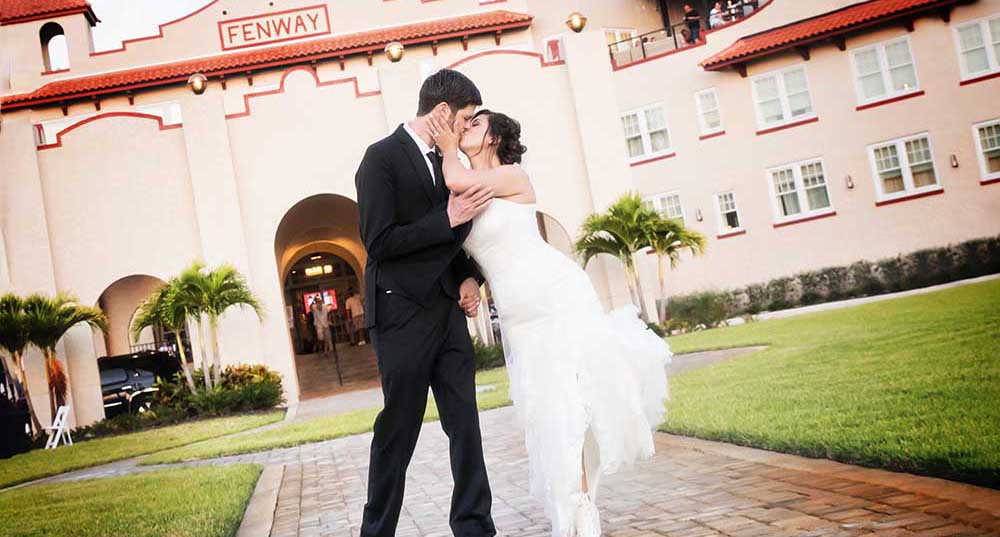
[644,191,686,224]
[866,132,942,202]
[605,27,637,53]
[694,87,725,136]
[543,34,565,62]
[620,103,674,163]
[850,36,921,106]
[714,191,743,235]
[973,118,1000,182]
[750,64,816,130]
[953,14,1000,81]
[765,157,835,223]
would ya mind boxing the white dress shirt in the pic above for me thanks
[402,121,437,185]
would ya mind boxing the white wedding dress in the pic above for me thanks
[463,197,672,536]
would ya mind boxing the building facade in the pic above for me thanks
[1,0,998,428]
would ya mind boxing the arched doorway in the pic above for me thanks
[274,194,378,398]
[95,275,189,358]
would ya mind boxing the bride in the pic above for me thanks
[428,109,671,537]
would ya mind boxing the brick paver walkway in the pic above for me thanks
[258,406,999,537]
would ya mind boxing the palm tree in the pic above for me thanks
[23,292,108,418]
[175,261,263,389]
[646,218,706,322]
[0,294,42,436]
[130,281,198,394]
[175,261,215,390]
[202,264,263,387]
[574,193,661,321]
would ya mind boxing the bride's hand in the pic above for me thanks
[428,109,460,153]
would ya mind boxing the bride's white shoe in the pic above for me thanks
[573,492,602,537]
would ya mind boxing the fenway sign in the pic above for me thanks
[218,5,331,51]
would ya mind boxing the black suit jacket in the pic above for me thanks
[355,124,482,328]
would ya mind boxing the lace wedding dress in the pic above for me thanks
[464,198,671,536]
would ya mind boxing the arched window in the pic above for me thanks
[40,22,70,72]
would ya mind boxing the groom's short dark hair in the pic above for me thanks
[417,69,482,116]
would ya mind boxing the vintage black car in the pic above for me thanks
[98,350,181,417]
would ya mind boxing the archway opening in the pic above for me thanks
[274,194,378,399]
[40,22,69,72]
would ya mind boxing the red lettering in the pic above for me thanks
[274,16,291,35]
[294,15,307,34]
[307,12,320,30]
[242,23,255,42]
[226,25,239,44]
[256,21,272,39]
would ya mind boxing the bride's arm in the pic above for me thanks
[438,149,528,196]
[430,111,530,196]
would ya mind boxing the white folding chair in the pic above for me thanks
[44,405,73,449]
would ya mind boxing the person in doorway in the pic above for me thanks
[683,4,702,42]
[344,288,367,346]
[310,295,331,354]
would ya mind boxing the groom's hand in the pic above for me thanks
[448,184,494,228]
[459,277,482,317]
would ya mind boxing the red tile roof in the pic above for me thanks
[701,0,965,70]
[1,10,532,109]
[0,0,98,25]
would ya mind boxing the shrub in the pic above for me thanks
[645,322,666,338]
[876,256,905,293]
[661,234,1000,327]
[472,338,505,371]
[665,291,732,330]
[849,260,883,296]
[744,284,769,315]
[819,266,851,301]
[765,277,795,311]
[153,364,284,417]
[797,270,825,305]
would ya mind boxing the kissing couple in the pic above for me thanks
[355,69,671,537]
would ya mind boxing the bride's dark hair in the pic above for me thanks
[472,109,527,165]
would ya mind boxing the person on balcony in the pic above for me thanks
[683,4,702,42]
[709,2,726,28]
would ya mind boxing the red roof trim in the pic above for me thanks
[701,0,968,71]
[0,1,99,26]
[36,111,180,151]
[1,10,533,110]
[225,66,380,120]
[444,49,564,69]
[90,0,220,56]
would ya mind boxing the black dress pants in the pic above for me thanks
[360,288,495,537]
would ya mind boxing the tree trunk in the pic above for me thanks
[43,349,55,419]
[175,320,197,395]
[195,315,212,391]
[209,316,222,388]
[627,257,650,322]
[620,259,640,309]
[15,353,43,437]
[656,254,668,323]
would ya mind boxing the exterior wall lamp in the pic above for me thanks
[845,175,855,189]
[187,73,208,95]
[695,208,704,222]
[950,154,959,168]
[566,12,588,33]
[385,41,404,63]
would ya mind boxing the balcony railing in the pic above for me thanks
[608,0,766,68]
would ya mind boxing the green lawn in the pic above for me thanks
[143,367,512,464]
[0,465,261,537]
[664,279,1000,487]
[0,410,284,489]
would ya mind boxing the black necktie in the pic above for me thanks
[427,150,447,198]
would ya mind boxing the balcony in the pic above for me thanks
[608,0,769,69]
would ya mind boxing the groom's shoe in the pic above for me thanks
[573,492,602,537]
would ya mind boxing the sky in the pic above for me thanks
[48,0,211,66]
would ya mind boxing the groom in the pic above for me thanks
[355,69,496,537]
